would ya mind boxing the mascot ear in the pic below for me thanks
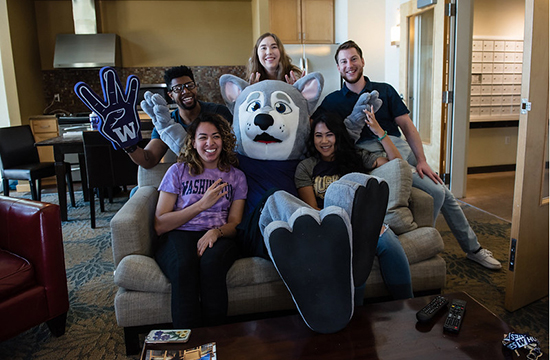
[294,72,324,115]
[219,74,249,114]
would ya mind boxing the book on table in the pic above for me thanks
[140,329,216,360]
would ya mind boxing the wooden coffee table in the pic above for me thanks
[141,291,546,359]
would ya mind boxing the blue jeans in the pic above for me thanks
[357,136,481,254]
[355,227,413,303]
[155,230,240,328]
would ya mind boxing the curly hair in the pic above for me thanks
[307,112,368,176]
[179,113,238,175]
[247,33,302,82]
[164,65,195,88]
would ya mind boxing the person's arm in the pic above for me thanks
[154,179,229,236]
[196,198,245,256]
[127,138,169,169]
[295,159,320,210]
[297,186,321,210]
[394,114,443,184]
[364,106,402,162]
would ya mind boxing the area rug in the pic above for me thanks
[0,192,136,360]
[440,201,548,354]
[0,192,547,359]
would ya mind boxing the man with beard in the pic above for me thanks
[124,65,232,168]
[313,40,501,270]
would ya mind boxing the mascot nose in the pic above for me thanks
[254,114,274,131]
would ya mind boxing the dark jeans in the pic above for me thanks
[155,230,240,328]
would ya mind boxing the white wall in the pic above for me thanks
[384,0,402,89]
[347,0,386,81]
[334,0,404,88]
[473,0,524,39]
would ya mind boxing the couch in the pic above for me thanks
[111,159,446,354]
[0,196,69,342]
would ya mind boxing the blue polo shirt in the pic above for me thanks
[314,76,409,142]
[151,101,233,139]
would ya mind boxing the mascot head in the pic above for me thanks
[219,73,324,161]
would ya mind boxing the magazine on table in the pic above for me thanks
[145,329,191,344]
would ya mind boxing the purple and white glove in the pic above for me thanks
[74,67,142,150]
[344,91,383,143]
[140,91,186,155]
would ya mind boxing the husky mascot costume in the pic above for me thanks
[75,67,389,334]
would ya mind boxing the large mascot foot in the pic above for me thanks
[264,207,353,334]
[325,175,389,287]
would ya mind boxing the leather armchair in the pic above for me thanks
[0,196,69,341]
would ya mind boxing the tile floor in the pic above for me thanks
[460,171,515,223]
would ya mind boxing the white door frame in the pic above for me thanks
[448,0,473,198]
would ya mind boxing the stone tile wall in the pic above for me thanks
[42,66,246,115]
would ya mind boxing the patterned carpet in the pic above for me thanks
[0,192,547,359]
[439,201,548,354]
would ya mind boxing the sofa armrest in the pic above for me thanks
[137,162,173,188]
[409,187,434,228]
[111,186,159,267]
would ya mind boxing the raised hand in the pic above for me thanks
[198,179,228,211]
[141,91,186,156]
[74,67,141,150]
[285,70,304,85]
[344,91,383,142]
[249,72,261,85]
[363,105,384,138]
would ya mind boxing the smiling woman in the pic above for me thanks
[247,32,303,84]
[153,113,247,329]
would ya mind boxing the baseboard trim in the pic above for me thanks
[467,165,516,174]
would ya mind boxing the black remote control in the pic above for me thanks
[416,295,449,322]
[443,298,466,333]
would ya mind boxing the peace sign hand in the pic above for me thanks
[74,67,142,150]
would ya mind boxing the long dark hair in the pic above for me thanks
[307,112,368,176]
[180,113,238,175]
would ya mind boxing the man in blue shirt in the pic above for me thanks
[314,40,501,270]
[125,66,232,168]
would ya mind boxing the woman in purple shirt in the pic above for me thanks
[154,113,247,328]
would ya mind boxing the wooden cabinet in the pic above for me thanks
[29,115,58,162]
[270,0,334,44]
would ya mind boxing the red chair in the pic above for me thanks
[0,196,69,341]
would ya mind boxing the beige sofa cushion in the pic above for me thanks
[370,158,417,235]
[115,254,171,293]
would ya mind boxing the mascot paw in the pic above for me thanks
[324,175,389,287]
[265,209,354,334]
[347,175,389,286]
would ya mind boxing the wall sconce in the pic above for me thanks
[391,24,400,47]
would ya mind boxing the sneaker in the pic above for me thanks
[467,248,502,270]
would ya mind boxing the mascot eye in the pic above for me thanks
[246,101,262,112]
[275,102,292,114]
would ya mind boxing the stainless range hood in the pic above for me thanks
[53,0,121,68]
[54,33,120,68]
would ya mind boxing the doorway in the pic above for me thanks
[461,0,525,220]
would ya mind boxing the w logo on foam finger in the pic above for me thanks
[112,123,138,143]
[74,66,142,150]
